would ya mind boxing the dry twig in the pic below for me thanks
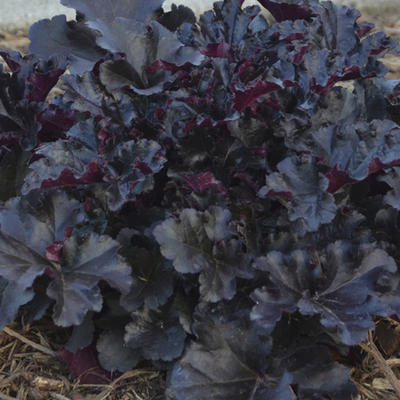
[359,331,400,397]
[0,393,17,400]
[2,327,56,357]
[49,393,72,400]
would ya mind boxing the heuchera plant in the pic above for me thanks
[1,0,400,397]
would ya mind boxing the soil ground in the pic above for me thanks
[1,3,400,400]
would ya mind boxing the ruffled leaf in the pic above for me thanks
[29,15,107,74]
[125,304,186,362]
[120,247,175,312]
[47,233,132,326]
[97,328,141,372]
[259,155,337,232]
[23,120,166,211]
[251,241,397,344]
[378,166,400,210]
[0,278,34,330]
[167,302,295,400]
[154,206,252,302]
[0,191,84,290]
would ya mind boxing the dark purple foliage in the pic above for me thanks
[1,0,400,398]
[250,241,397,344]
[46,232,132,327]
[258,0,318,22]
[97,328,141,372]
[168,302,296,400]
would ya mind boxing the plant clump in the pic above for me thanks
[1,0,400,398]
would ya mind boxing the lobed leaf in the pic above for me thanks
[258,155,337,232]
[120,247,175,312]
[251,241,397,344]
[47,232,132,326]
[125,304,186,362]
[0,191,84,290]
[154,207,252,302]
[0,278,34,330]
[97,328,141,372]
[167,302,295,400]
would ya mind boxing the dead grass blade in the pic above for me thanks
[0,394,17,400]
[2,327,55,357]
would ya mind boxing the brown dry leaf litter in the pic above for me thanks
[0,318,165,399]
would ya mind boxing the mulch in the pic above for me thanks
[2,315,400,399]
[0,318,165,400]
[2,7,400,399]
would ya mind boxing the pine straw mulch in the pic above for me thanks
[0,317,165,400]
[353,319,400,400]
[3,316,400,399]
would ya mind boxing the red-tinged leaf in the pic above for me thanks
[40,161,104,190]
[262,98,281,111]
[26,69,65,102]
[257,0,318,22]
[45,241,64,263]
[37,105,75,142]
[341,65,361,81]
[146,60,180,74]
[44,267,55,280]
[134,160,154,176]
[325,166,356,193]
[368,157,400,176]
[183,172,227,195]
[233,81,281,113]
[356,21,375,38]
[291,44,311,65]
[263,189,293,200]
[0,135,18,149]
[233,172,258,193]
[0,51,21,72]
[57,345,113,385]
[200,42,231,59]
[64,227,74,238]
